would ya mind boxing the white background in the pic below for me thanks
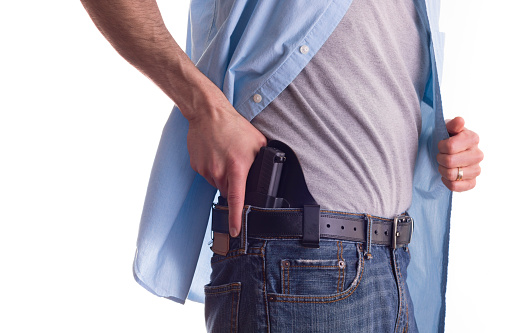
[1,1,516,332]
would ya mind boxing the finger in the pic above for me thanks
[445,116,465,136]
[438,164,481,182]
[438,129,479,154]
[436,147,484,169]
[441,177,476,192]
[226,164,247,238]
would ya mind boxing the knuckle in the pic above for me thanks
[258,134,268,146]
[209,161,224,179]
[228,159,248,176]
[226,191,243,205]
[444,155,455,168]
[212,173,225,187]
[445,139,456,153]
[226,155,240,168]
[199,168,211,181]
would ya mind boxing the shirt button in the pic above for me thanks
[299,45,309,54]
[253,94,262,103]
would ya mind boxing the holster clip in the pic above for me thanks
[301,204,320,248]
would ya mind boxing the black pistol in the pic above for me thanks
[217,145,287,208]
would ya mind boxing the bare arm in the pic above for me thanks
[80,0,213,120]
[81,0,267,236]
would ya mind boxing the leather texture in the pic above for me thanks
[212,205,413,248]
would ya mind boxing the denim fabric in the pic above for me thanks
[205,235,418,332]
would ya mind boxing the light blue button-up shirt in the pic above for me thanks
[132,0,451,331]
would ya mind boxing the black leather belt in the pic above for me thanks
[211,204,413,251]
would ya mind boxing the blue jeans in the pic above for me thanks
[205,221,418,332]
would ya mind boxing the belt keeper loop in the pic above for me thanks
[302,204,320,248]
[240,205,252,254]
[364,214,373,260]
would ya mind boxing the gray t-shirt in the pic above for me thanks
[250,0,430,217]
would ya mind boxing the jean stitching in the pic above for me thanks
[406,304,409,333]
[231,290,235,333]
[232,286,241,333]
[398,253,406,333]
[394,250,403,333]
[284,268,290,292]
[394,251,400,333]
[290,265,341,268]
[336,241,340,293]
[260,240,270,333]
[402,251,409,333]
[340,241,345,292]
[240,205,252,254]
[364,215,373,259]
[404,306,409,333]
[281,261,288,294]
[204,282,241,295]
[211,246,263,263]
[287,264,290,294]
[269,244,365,303]
[281,262,285,294]
[204,289,239,296]
[211,252,262,265]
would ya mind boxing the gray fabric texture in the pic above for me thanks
[250,0,430,217]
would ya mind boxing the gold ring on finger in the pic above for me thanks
[456,167,463,181]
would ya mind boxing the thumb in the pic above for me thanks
[445,116,465,136]
[226,168,247,238]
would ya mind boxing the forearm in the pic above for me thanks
[80,0,222,121]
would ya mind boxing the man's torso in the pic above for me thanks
[251,0,430,217]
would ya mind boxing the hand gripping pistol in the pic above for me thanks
[217,144,287,208]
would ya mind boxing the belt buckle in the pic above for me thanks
[392,215,414,249]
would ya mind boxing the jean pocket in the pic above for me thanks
[204,282,241,333]
[280,259,346,295]
[269,242,365,303]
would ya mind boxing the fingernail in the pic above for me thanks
[230,227,238,238]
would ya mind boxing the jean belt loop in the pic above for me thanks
[240,205,252,254]
[364,214,373,260]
